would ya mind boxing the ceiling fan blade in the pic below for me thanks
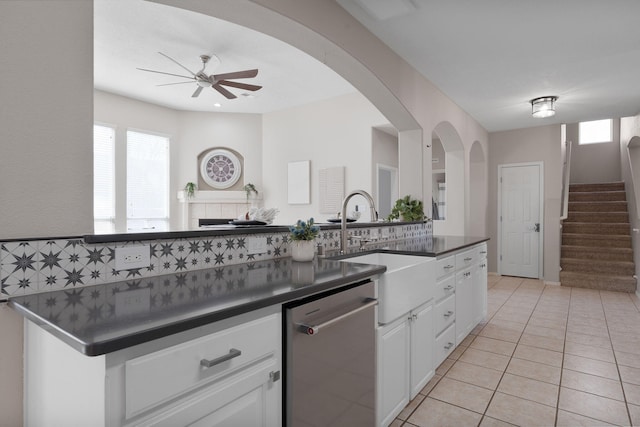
[192,86,204,98]
[137,68,194,80]
[213,69,258,81]
[157,81,196,87]
[158,52,197,77]
[218,80,262,91]
[212,84,237,99]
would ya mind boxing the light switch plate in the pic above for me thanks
[248,237,267,255]
[115,245,151,270]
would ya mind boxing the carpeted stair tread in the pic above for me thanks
[562,233,632,248]
[559,271,636,293]
[568,201,628,213]
[562,222,630,235]
[561,245,633,262]
[569,191,627,202]
[569,182,625,192]
[561,257,635,275]
[564,212,629,223]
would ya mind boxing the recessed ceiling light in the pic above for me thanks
[213,103,221,107]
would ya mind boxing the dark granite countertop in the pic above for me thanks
[8,234,488,357]
[8,257,385,356]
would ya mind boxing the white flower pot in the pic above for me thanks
[291,240,315,262]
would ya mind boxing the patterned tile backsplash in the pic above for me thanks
[1,222,431,299]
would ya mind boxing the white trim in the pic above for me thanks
[375,163,398,218]
[497,161,544,280]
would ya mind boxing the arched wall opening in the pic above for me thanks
[469,141,487,236]
[431,121,465,235]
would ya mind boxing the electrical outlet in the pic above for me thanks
[115,245,151,271]
[248,237,267,255]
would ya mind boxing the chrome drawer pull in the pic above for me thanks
[444,342,454,350]
[480,251,487,255]
[298,298,377,336]
[444,310,454,318]
[444,265,454,270]
[200,348,242,368]
[464,257,472,261]
[444,285,454,291]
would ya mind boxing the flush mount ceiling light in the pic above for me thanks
[530,96,558,118]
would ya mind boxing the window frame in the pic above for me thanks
[578,119,613,145]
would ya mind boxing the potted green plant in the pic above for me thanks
[387,195,425,222]
[243,183,258,202]
[289,218,320,261]
[184,182,197,199]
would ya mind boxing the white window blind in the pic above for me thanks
[93,125,115,233]
[126,130,169,231]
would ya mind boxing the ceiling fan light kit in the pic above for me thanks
[137,52,262,101]
[530,96,558,118]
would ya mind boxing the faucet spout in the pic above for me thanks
[340,190,378,254]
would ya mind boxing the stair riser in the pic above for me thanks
[560,273,636,293]
[568,202,628,213]
[569,183,625,192]
[561,261,635,275]
[564,212,629,223]
[561,249,633,262]
[569,192,626,202]
[562,237,632,248]
[562,223,630,235]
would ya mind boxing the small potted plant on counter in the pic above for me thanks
[388,195,425,222]
[289,217,320,262]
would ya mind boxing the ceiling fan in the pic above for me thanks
[137,52,262,100]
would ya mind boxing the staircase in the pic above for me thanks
[560,182,637,292]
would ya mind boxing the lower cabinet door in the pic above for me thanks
[136,359,280,427]
[410,302,434,399]
[377,316,410,427]
[455,268,474,344]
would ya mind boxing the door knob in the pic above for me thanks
[534,223,540,232]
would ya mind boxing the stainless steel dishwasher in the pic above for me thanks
[285,280,377,427]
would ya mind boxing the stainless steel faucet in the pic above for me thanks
[340,190,378,254]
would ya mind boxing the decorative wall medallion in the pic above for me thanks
[200,149,242,189]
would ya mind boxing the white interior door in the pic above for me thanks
[499,163,543,278]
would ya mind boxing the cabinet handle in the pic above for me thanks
[444,265,454,270]
[444,342,454,350]
[464,257,472,262]
[444,285,454,291]
[269,370,281,382]
[480,251,487,255]
[201,348,242,368]
[444,310,454,318]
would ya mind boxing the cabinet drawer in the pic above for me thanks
[434,275,455,302]
[435,293,455,334]
[435,323,456,366]
[455,249,475,269]
[434,255,456,278]
[125,313,280,418]
[476,243,488,260]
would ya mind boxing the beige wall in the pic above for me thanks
[262,92,387,224]
[372,128,399,217]
[567,120,621,184]
[488,125,563,282]
[0,1,94,424]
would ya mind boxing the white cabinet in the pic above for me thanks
[455,267,474,343]
[474,245,488,325]
[377,300,434,426]
[24,306,282,427]
[410,302,434,398]
[377,316,410,427]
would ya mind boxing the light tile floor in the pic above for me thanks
[392,275,640,427]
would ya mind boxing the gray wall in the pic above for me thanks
[488,125,563,283]
[0,2,94,424]
[567,120,621,184]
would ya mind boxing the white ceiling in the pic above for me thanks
[96,0,640,132]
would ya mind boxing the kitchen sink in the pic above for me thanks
[341,252,434,324]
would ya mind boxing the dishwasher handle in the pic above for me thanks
[297,298,377,336]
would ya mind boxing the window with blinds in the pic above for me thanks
[126,130,170,231]
[94,125,115,233]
